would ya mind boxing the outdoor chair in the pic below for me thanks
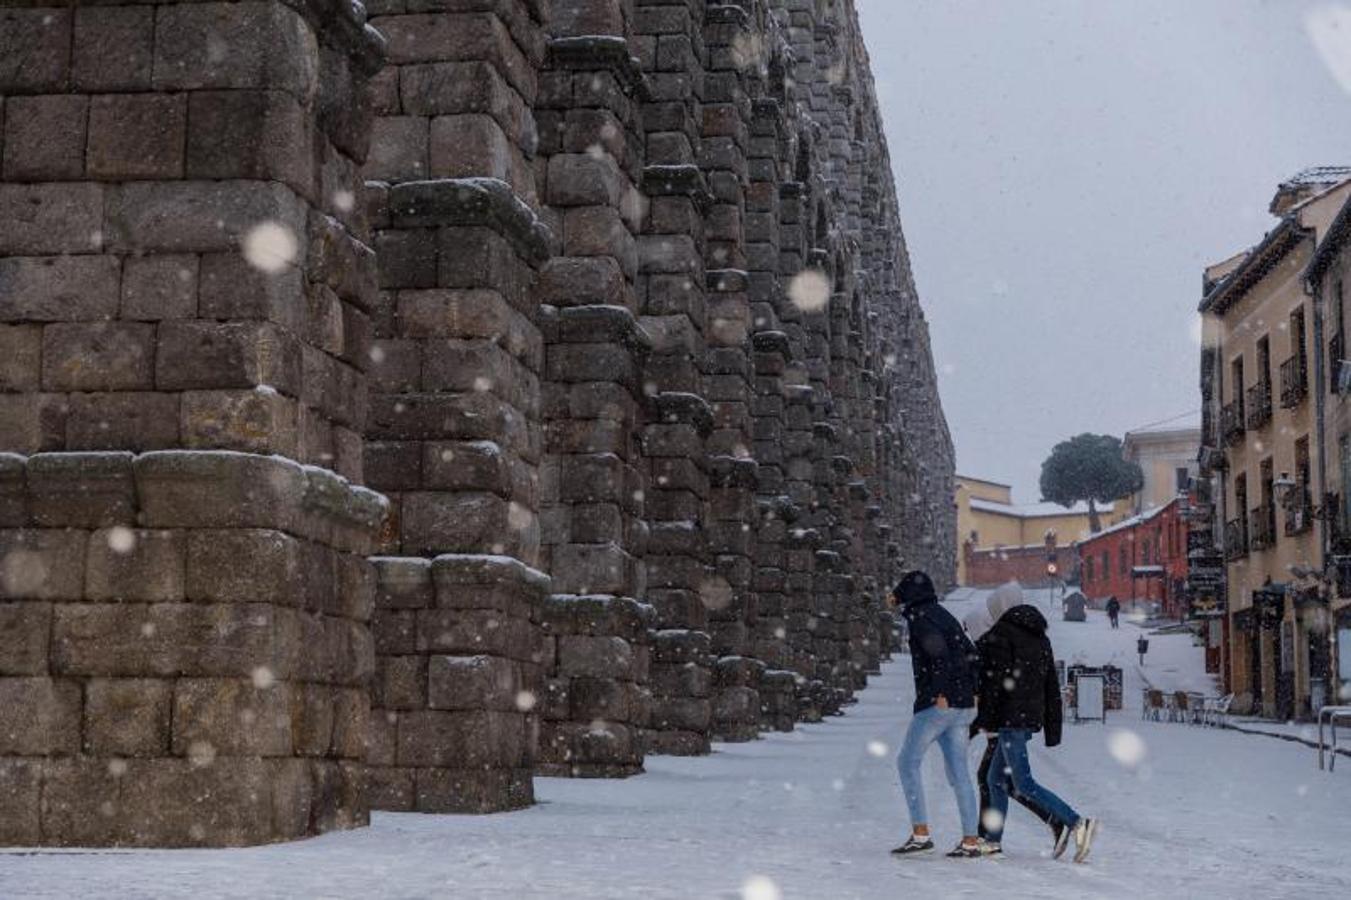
[1202,693,1234,727]
[1144,689,1165,721]
[1171,691,1190,723]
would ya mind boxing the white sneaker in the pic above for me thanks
[1072,817,1098,863]
[1052,823,1071,859]
[977,838,1003,857]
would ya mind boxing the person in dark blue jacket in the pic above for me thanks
[891,570,982,859]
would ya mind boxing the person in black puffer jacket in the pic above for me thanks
[974,595,1097,862]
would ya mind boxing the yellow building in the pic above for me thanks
[1199,168,1351,718]
[954,475,1126,585]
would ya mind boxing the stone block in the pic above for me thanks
[120,255,199,321]
[365,116,429,181]
[0,324,41,391]
[186,90,312,194]
[0,255,121,322]
[42,756,275,847]
[395,709,525,768]
[0,184,104,255]
[376,654,426,710]
[0,8,72,93]
[172,677,293,758]
[181,388,299,456]
[427,654,520,711]
[104,180,306,255]
[416,608,536,661]
[399,491,512,556]
[0,677,81,755]
[429,114,514,180]
[0,758,41,845]
[185,528,302,607]
[0,528,87,600]
[67,393,182,452]
[290,682,335,756]
[373,556,434,609]
[83,528,183,603]
[3,95,87,181]
[414,766,532,813]
[42,322,155,392]
[83,678,173,757]
[152,2,318,97]
[367,766,415,811]
[0,600,51,675]
[155,321,301,394]
[557,635,634,680]
[87,94,187,180]
[73,6,154,91]
[51,601,277,679]
[0,394,68,455]
[27,451,136,528]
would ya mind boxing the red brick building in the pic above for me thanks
[1076,498,1189,618]
[963,539,1078,588]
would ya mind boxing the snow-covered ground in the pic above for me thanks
[4,588,1351,899]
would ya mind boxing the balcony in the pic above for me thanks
[1249,504,1276,551]
[1224,518,1247,560]
[1246,379,1272,430]
[1279,355,1308,408]
[1284,487,1313,536]
[1220,400,1245,447]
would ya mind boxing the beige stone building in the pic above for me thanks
[1199,168,1351,718]
[1122,419,1200,514]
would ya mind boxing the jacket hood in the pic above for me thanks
[964,581,1025,640]
[894,570,937,607]
[998,603,1049,635]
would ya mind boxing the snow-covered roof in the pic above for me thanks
[1279,165,1351,188]
[1126,413,1201,438]
[1074,499,1178,544]
[969,498,1116,519]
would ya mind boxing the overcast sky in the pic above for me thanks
[855,0,1351,502]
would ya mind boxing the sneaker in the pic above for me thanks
[945,842,982,859]
[891,835,934,855]
[977,838,1003,857]
[1071,818,1098,864]
[1052,822,1070,859]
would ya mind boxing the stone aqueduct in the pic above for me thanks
[0,0,955,845]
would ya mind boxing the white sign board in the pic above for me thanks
[1076,674,1106,722]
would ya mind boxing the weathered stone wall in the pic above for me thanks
[0,0,386,845]
[0,0,955,845]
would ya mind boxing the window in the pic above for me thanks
[1257,335,1271,385]
[1085,556,1094,583]
[1292,305,1308,373]
[1119,544,1129,576]
[1231,355,1245,404]
[1176,467,1190,494]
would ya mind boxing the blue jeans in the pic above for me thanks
[897,706,979,836]
[985,728,1080,843]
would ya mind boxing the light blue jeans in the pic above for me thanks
[897,706,979,837]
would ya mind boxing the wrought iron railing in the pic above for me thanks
[1280,355,1308,408]
[1246,380,1272,429]
[1224,518,1247,560]
[1249,504,1276,551]
[1221,400,1245,446]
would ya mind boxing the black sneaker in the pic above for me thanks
[1052,822,1070,859]
[891,835,934,855]
[945,842,982,858]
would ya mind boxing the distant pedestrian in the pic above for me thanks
[1137,636,1149,666]
[963,584,1065,855]
[1106,596,1121,629]
[974,583,1098,862]
[891,571,982,859]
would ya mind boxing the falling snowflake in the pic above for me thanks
[1106,728,1147,768]
[866,739,889,757]
[787,270,830,313]
[242,221,297,273]
[741,875,781,900]
[106,526,136,554]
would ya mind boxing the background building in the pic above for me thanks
[955,475,1126,586]
[1077,498,1189,619]
[1198,168,1351,718]
[1122,419,1200,514]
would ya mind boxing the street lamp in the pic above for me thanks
[1274,472,1298,506]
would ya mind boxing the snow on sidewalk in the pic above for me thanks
[4,593,1351,899]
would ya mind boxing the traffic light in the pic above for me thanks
[1046,561,1059,577]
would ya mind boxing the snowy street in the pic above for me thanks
[4,590,1350,900]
